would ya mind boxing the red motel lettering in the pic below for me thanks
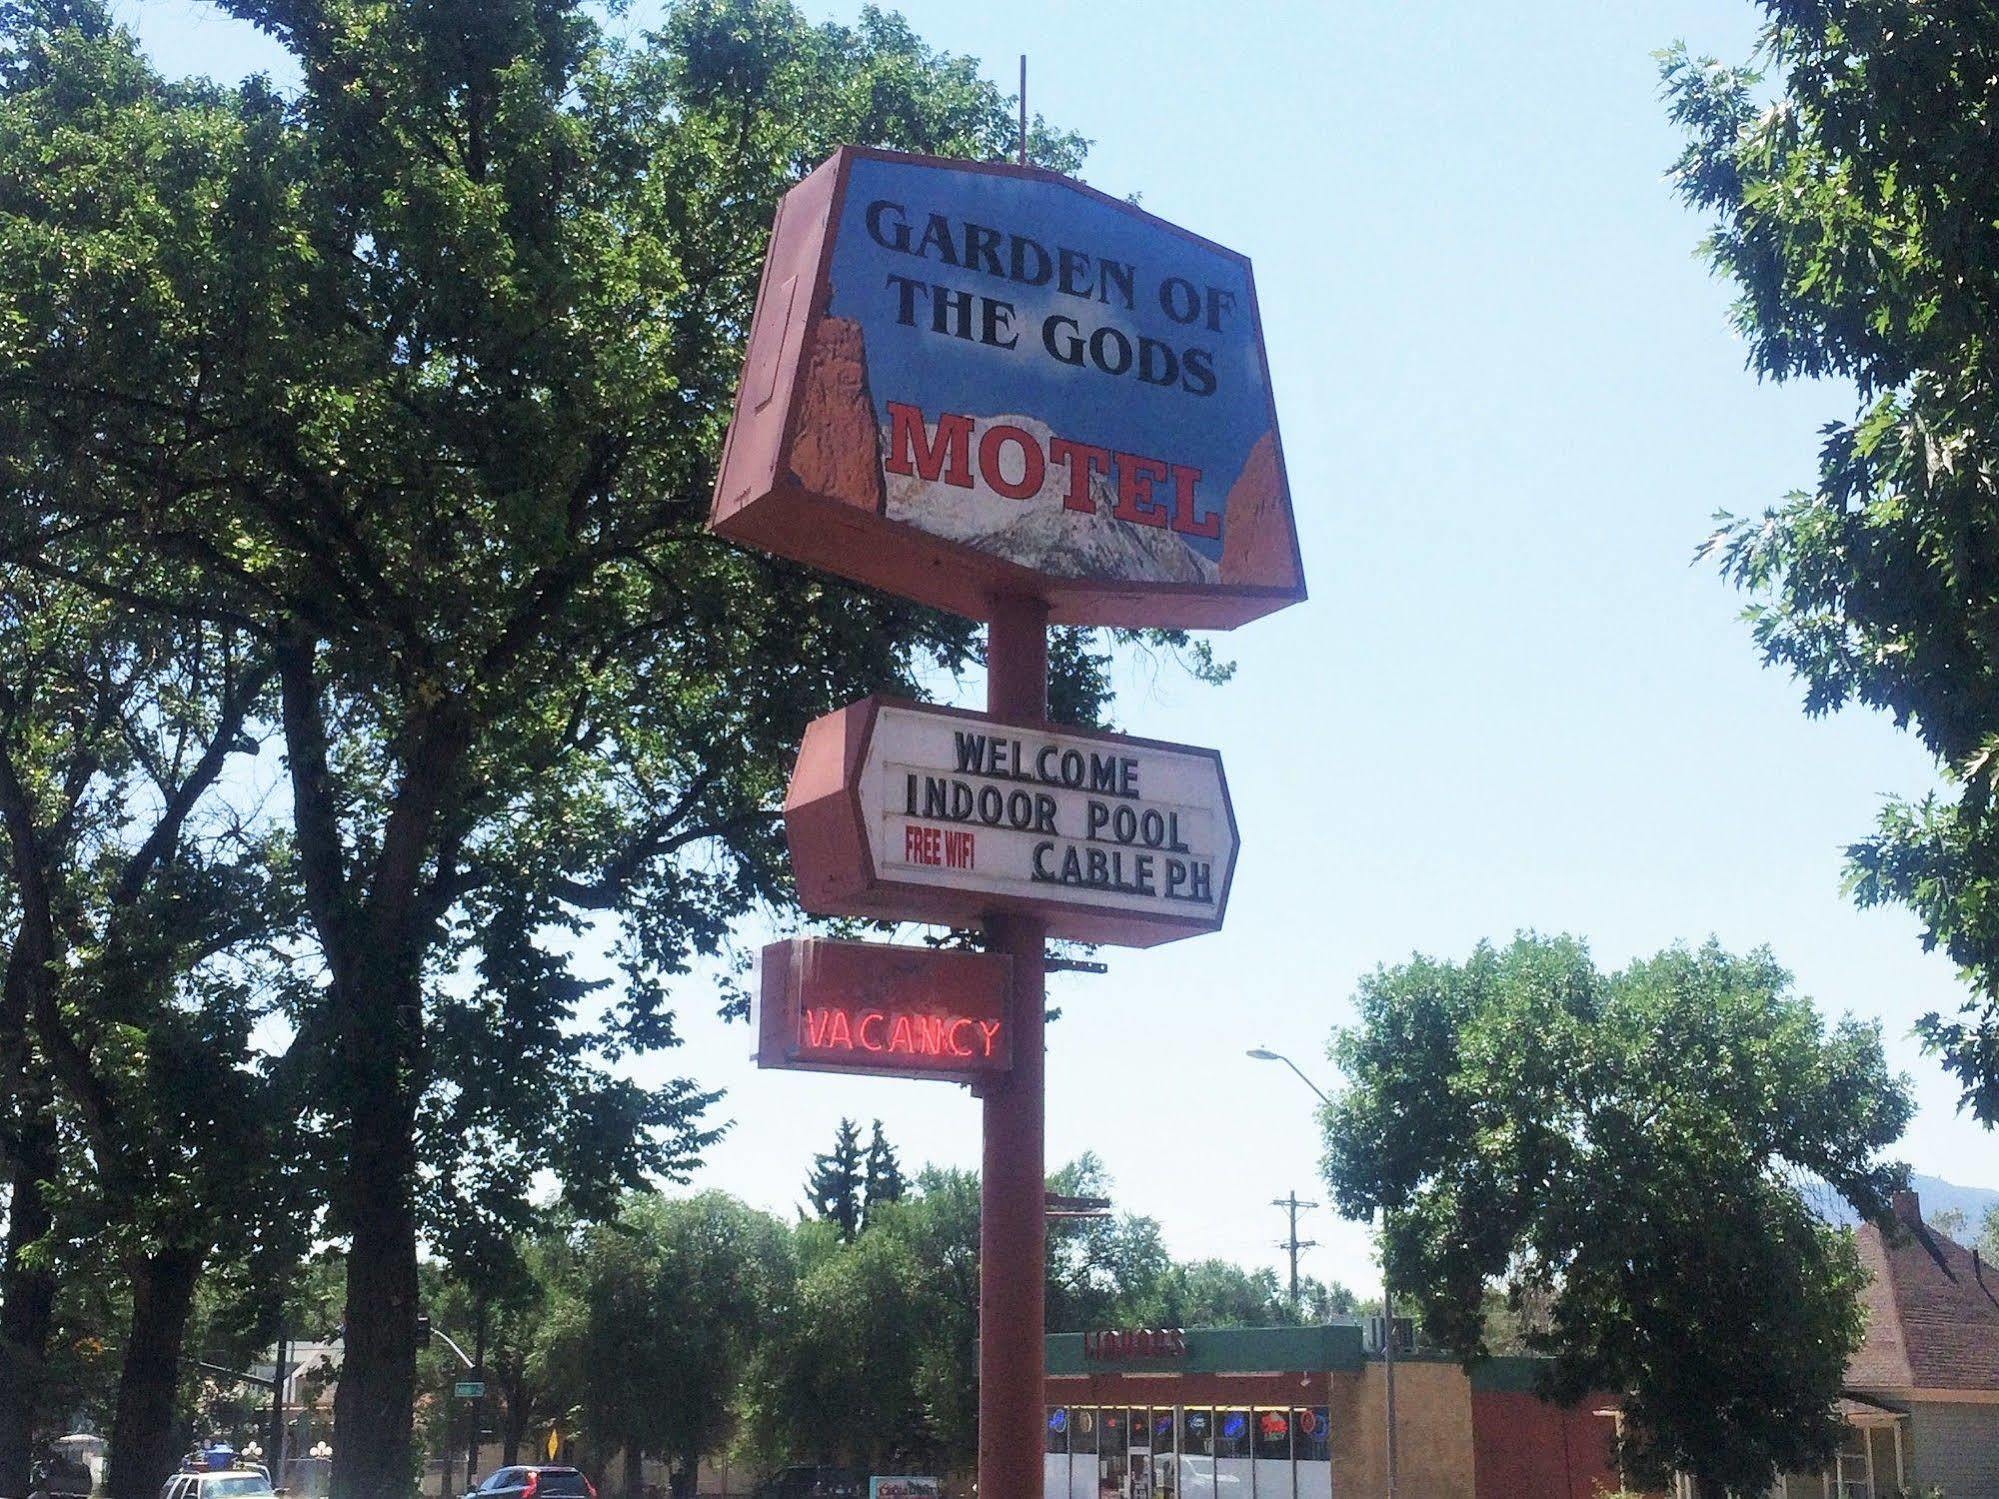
[884,401,1219,540]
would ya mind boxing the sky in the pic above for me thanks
[113,0,1997,1300]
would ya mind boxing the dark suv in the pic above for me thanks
[751,1468,865,1499]
[465,1467,596,1499]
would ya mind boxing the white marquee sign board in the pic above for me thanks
[784,696,1238,947]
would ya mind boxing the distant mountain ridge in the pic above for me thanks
[1816,1173,1998,1233]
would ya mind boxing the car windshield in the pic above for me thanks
[204,1478,274,1498]
[535,1473,586,1496]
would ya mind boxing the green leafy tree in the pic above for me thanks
[0,567,299,1499]
[1322,935,1911,1495]
[806,1119,865,1243]
[549,1194,791,1498]
[0,2,1154,1493]
[860,1119,904,1230]
[1663,5,1999,1126]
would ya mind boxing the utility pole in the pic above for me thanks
[465,1295,488,1492]
[268,1319,287,1489]
[1271,1191,1319,1312]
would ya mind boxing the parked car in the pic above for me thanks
[463,1466,597,1499]
[750,1467,865,1499]
[158,1469,278,1499]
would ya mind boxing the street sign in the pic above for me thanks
[711,147,1304,630]
[784,696,1237,947]
[869,1481,942,1499]
[453,1381,485,1400]
[753,937,1012,1083]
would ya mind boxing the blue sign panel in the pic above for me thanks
[816,152,1296,594]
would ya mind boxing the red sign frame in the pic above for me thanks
[754,936,1013,1084]
[709,146,1305,630]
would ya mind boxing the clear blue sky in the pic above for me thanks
[118,0,1993,1297]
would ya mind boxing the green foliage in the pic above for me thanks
[549,1193,792,1484]
[1322,934,1912,1494]
[1662,6,1999,1125]
[0,0,1202,1485]
[860,1119,905,1230]
[805,1117,864,1242]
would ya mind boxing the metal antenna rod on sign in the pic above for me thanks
[1018,54,1028,167]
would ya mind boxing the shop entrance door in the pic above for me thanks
[1126,1409,1151,1499]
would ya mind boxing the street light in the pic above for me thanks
[1247,1046,1397,1499]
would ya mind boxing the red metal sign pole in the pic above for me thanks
[978,593,1048,1499]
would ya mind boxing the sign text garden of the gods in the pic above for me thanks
[784,697,1237,948]
[710,147,1305,629]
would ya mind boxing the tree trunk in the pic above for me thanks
[499,1373,528,1467]
[107,1242,206,1499]
[329,1074,421,1499]
[620,1446,641,1499]
[0,1115,59,1498]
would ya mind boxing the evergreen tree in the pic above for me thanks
[806,1119,864,1242]
[861,1120,905,1229]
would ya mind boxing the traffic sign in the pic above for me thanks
[453,1381,485,1400]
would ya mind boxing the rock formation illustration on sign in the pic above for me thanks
[1218,429,1298,589]
[883,411,1222,585]
[785,314,886,513]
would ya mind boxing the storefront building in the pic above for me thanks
[1043,1325,1627,1499]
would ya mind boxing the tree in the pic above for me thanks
[1663,5,1999,1127]
[805,1119,864,1243]
[0,3,1120,1493]
[861,1119,904,1230]
[1322,935,1912,1494]
[554,1194,791,1498]
[0,565,298,1499]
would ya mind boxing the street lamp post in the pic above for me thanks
[1247,1047,1397,1499]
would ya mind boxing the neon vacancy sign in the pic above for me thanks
[753,937,1012,1084]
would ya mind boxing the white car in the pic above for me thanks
[160,1469,278,1499]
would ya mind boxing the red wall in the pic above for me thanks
[1471,1390,1625,1499]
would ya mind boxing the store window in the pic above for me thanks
[1150,1410,1177,1452]
[1047,1407,1070,1455]
[1073,1406,1099,1457]
[1254,1409,1292,1461]
[1099,1408,1127,1453]
[1295,1407,1331,1463]
[1181,1408,1214,1457]
[1215,1410,1251,1460]
[1128,1409,1151,1450]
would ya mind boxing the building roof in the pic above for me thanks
[1849,1190,1999,1392]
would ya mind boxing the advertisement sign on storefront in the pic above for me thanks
[784,696,1238,947]
[753,937,1011,1083]
[711,147,1303,629]
[867,1481,941,1499]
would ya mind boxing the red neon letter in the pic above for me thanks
[884,402,973,487]
[1168,462,1217,539]
[1050,436,1113,514]
[977,1019,1003,1057]
[888,1015,914,1053]
[1112,452,1170,528]
[858,1012,885,1051]
[915,1015,946,1056]
[827,1010,852,1049]
[977,423,1046,500]
[805,1009,837,1049]
[947,1019,974,1057]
